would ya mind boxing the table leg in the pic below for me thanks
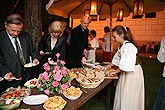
[106,80,115,110]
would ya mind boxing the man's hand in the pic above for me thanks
[4,72,14,81]
[39,50,45,56]
[33,59,40,65]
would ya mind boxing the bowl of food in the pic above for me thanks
[63,86,82,100]
[43,95,67,110]
[0,98,21,110]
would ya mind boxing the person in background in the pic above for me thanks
[87,30,99,64]
[106,25,144,110]
[38,21,67,72]
[149,41,155,53]
[65,16,90,69]
[153,36,165,110]
[100,26,111,62]
[145,41,151,53]
[0,13,39,93]
[64,26,72,46]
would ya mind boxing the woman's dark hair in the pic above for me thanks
[112,25,141,64]
[112,25,137,47]
[90,30,96,37]
[104,26,110,32]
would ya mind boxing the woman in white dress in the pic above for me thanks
[106,25,145,110]
[87,30,99,64]
[101,26,111,62]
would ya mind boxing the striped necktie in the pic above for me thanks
[14,38,25,65]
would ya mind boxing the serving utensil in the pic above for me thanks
[3,77,22,81]
[0,77,4,81]
[81,88,87,94]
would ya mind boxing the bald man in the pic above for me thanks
[65,16,90,69]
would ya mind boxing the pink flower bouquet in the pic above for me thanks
[37,53,70,95]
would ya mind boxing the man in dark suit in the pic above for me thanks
[65,16,90,69]
[0,13,39,92]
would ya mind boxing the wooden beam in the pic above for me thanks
[123,0,132,12]
[69,0,88,15]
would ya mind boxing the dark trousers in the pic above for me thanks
[153,77,165,110]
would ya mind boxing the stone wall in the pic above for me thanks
[73,10,165,50]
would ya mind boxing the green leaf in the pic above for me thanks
[39,85,46,91]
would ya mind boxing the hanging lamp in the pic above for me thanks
[133,0,144,18]
[90,0,98,16]
[116,9,124,21]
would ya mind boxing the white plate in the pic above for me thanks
[86,60,93,63]
[94,62,100,65]
[23,94,48,105]
[84,63,97,68]
[4,76,20,80]
[102,62,110,65]
[24,62,39,68]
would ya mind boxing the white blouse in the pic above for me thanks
[112,40,137,72]
[90,38,99,50]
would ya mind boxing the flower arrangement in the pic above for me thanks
[37,53,70,95]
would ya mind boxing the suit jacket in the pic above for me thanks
[0,30,38,90]
[66,25,88,69]
[38,32,67,63]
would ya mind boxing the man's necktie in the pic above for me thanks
[14,38,25,65]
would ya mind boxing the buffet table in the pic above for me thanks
[18,79,114,110]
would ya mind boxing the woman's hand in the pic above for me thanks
[83,49,87,55]
[4,72,14,81]
[105,63,114,69]
[108,72,116,77]
[81,57,86,64]
[106,68,120,76]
